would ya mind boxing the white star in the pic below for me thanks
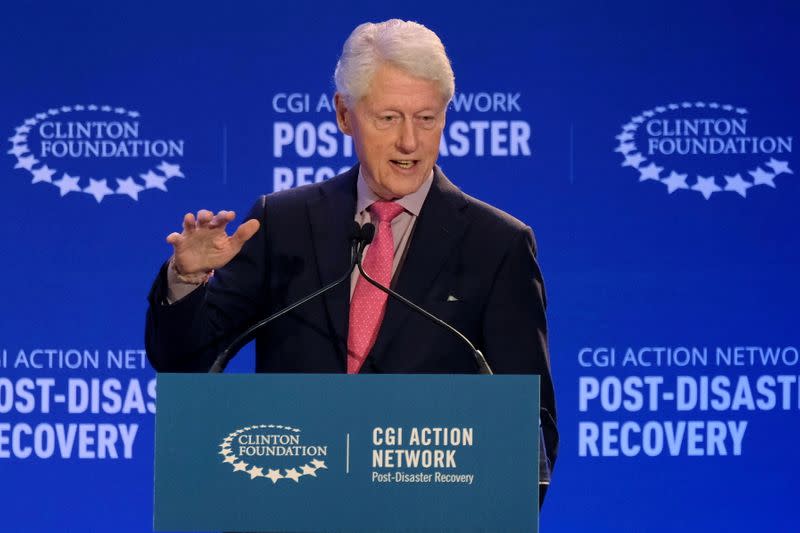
[615,131,634,142]
[681,102,693,108]
[642,110,655,117]
[765,158,793,175]
[708,102,720,108]
[631,115,644,124]
[87,104,98,111]
[247,466,264,479]
[140,170,168,191]
[668,103,679,110]
[47,108,60,115]
[748,167,776,187]
[16,125,31,134]
[114,107,126,114]
[311,459,327,469]
[157,161,184,178]
[638,162,663,181]
[7,144,29,157]
[735,108,748,114]
[654,106,667,113]
[31,164,56,184]
[73,105,84,111]
[692,175,722,200]
[661,171,689,193]
[223,455,236,464]
[722,104,733,111]
[35,112,48,119]
[128,110,140,118]
[101,105,112,112]
[84,178,115,203]
[283,468,302,482]
[233,461,249,472]
[622,153,645,168]
[60,106,72,112]
[14,155,38,170]
[301,464,317,477]
[24,117,37,126]
[116,177,144,200]
[265,469,283,483]
[9,133,27,143]
[53,173,82,197]
[694,102,706,108]
[622,123,637,132]
[723,174,753,198]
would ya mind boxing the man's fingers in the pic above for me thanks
[230,219,261,247]
[209,210,236,229]
[166,232,182,245]
[182,213,196,233]
[196,209,214,227]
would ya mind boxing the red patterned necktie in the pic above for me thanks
[347,200,405,374]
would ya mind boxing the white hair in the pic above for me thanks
[334,19,455,105]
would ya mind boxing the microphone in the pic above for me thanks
[209,222,369,373]
[354,223,494,375]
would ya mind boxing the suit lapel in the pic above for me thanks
[307,167,358,361]
[367,167,469,367]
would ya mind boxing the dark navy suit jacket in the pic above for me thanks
[146,165,559,478]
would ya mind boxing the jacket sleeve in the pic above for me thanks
[480,225,559,500]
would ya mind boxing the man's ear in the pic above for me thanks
[334,93,352,135]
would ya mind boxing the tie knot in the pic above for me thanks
[369,200,405,223]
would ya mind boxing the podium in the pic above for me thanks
[154,373,541,532]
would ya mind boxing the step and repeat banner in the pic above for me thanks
[1,2,797,532]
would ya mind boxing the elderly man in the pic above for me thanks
[146,19,558,494]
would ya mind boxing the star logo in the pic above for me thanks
[265,469,283,483]
[140,170,168,191]
[218,425,327,484]
[157,161,185,179]
[14,155,39,171]
[84,178,115,203]
[116,177,145,201]
[53,173,82,197]
[622,153,646,168]
[661,171,689,194]
[9,104,186,203]
[638,162,663,182]
[31,164,56,184]
[723,174,753,198]
[615,101,788,200]
[765,158,792,176]
[748,167,776,188]
[283,468,302,482]
[692,176,722,200]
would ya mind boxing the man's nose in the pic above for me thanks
[396,119,418,153]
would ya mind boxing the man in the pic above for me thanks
[146,19,558,495]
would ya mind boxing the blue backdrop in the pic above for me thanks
[1,1,798,531]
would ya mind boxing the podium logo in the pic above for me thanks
[219,424,328,483]
[7,104,186,203]
[615,101,793,199]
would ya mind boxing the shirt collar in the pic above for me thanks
[356,166,434,217]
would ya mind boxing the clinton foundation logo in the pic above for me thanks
[615,102,793,199]
[7,105,186,203]
[218,424,328,483]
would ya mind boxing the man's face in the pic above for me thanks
[335,63,447,199]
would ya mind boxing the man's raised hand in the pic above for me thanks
[166,210,261,275]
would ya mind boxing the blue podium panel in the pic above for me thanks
[154,373,540,532]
